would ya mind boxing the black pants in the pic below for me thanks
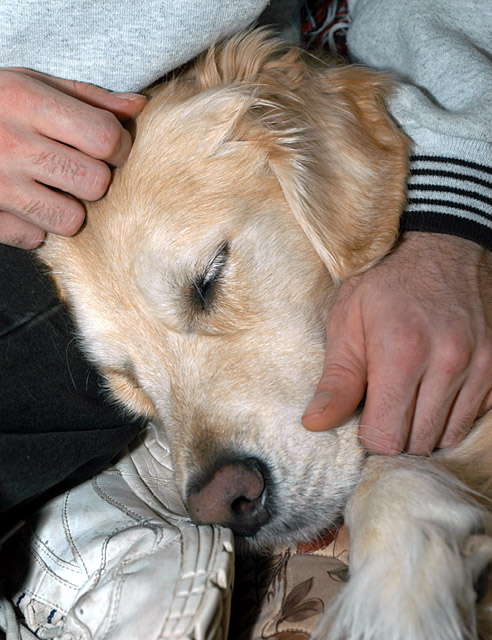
[0,244,144,530]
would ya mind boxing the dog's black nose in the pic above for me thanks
[187,459,270,537]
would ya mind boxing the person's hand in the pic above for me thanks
[0,68,146,249]
[302,232,492,455]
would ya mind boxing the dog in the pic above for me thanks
[39,30,492,640]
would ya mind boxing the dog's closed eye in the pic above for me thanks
[191,242,229,311]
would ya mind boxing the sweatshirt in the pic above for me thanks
[348,0,492,250]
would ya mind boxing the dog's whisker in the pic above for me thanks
[355,426,402,456]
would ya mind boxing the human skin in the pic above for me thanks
[303,231,492,455]
[0,68,146,248]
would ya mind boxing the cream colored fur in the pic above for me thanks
[39,31,492,640]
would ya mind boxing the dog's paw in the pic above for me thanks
[318,462,492,640]
[321,531,492,640]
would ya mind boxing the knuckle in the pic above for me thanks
[87,162,111,199]
[18,229,45,249]
[63,201,86,234]
[2,233,42,249]
[437,335,471,375]
[0,69,29,102]
[93,112,123,158]
[0,211,46,249]
[50,95,124,162]
[392,340,419,366]
[0,120,22,155]
[388,325,427,363]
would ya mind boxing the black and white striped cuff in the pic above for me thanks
[400,155,492,251]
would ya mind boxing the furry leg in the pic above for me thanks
[319,456,492,640]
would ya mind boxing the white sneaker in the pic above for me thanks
[0,423,234,640]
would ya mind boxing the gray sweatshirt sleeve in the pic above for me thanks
[347,0,492,250]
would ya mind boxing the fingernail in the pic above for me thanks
[303,391,332,418]
[113,92,146,101]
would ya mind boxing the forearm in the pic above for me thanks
[347,0,492,249]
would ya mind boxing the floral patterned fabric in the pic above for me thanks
[230,526,350,639]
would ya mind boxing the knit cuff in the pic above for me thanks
[400,155,492,251]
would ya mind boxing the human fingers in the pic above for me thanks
[302,287,367,431]
[21,132,112,201]
[0,124,104,238]
[404,336,473,454]
[0,174,85,241]
[0,70,137,167]
[358,325,428,455]
[0,68,140,245]
[0,210,47,249]
[437,351,492,449]
[359,385,418,455]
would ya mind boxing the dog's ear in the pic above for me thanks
[165,32,407,281]
[252,56,409,281]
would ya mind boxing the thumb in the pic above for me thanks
[302,325,367,432]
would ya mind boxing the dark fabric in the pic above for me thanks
[400,210,492,250]
[0,244,144,516]
[301,0,350,56]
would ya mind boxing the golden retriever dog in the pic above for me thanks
[39,30,492,640]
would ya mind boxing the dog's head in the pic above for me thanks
[40,31,408,548]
